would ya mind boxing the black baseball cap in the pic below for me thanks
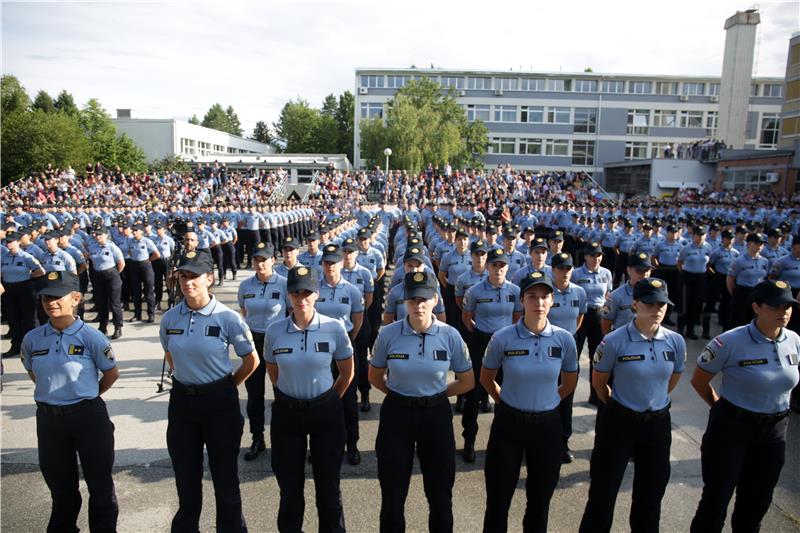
[287,266,319,292]
[751,280,799,307]
[530,237,548,250]
[585,242,604,256]
[549,230,564,242]
[93,226,109,235]
[176,249,214,275]
[342,238,359,252]
[721,229,734,239]
[253,241,275,259]
[628,252,653,270]
[487,248,509,265]
[357,228,372,239]
[470,240,489,254]
[305,231,321,242]
[38,271,80,297]
[551,252,573,269]
[43,229,61,240]
[404,270,437,300]
[321,244,344,262]
[455,228,469,239]
[745,233,765,244]
[519,271,554,294]
[282,236,300,250]
[403,246,425,264]
[4,230,19,243]
[694,225,707,235]
[633,278,673,305]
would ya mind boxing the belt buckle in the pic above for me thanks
[185,385,200,396]
[52,405,65,415]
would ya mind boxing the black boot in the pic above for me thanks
[110,326,122,340]
[346,442,361,465]
[454,395,465,413]
[99,324,108,336]
[2,348,20,359]
[463,439,476,463]
[359,392,370,412]
[562,441,574,464]
[147,313,155,324]
[702,315,711,339]
[686,327,699,340]
[244,433,266,461]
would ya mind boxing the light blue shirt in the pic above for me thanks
[511,264,553,286]
[384,282,445,322]
[125,237,158,262]
[572,265,613,308]
[602,282,635,330]
[697,323,800,414]
[22,319,116,405]
[370,317,471,397]
[154,234,175,259]
[439,249,471,285]
[728,254,769,287]
[356,247,385,279]
[40,249,77,273]
[237,273,290,334]
[770,254,800,288]
[341,264,375,296]
[653,240,682,266]
[463,280,522,333]
[678,242,713,274]
[1,249,42,282]
[315,278,364,333]
[264,312,353,399]
[455,269,488,297]
[594,321,686,412]
[483,320,578,412]
[710,246,739,275]
[88,241,124,271]
[159,297,254,385]
[548,282,587,335]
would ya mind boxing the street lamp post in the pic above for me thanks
[383,148,392,175]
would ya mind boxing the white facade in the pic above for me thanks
[112,119,273,162]
[718,10,760,149]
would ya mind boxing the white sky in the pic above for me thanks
[2,0,799,137]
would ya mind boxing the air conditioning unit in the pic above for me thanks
[679,95,689,102]
[358,87,368,95]
[458,90,467,97]
[494,89,504,96]
[710,95,719,103]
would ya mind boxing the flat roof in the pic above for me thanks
[717,149,795,162]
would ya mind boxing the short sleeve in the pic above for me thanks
[462,286,477,312]
[333,322,354,361]
[147,239,158,253]
[263,323,277,364]
[21,331,34,371]
[512,287,522,313]
[593,335,617,372]
[226,311,255,357]
[578,287,588,314]
[350,285,364,313]
[560,331,579,372]
[727,260,739,277]
[159,318,169,352]
[26,255,42,271]
[111,244,124,262]
[454,276,466,297]
[603,293,618,321]
[385,289,399,315]
[88,329,117,371]
[236,282,246,309]
[449,328,472,373]
[433,289,446,313]
[672,333,687,373]
[364,272,375,293]
[370,327,389,368]
[696,336,729,374]
[375,253,385,271]
[482,332,503,370]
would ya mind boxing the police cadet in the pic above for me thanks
[160,248,258,532]
[602,253,653,334]
[500,228,527,278]
[125,223,159,323]
[21,271,119,532]
[652,225,683,327]
[369,270,474,533]
[2,231,46,357]
[237,241,290,461]
[690,280,800,533]
[510,237,551,286]
[460,248,522,463]
[219,218,238,281]
[770,236,800,333]
[678,225,714,339]
[152,222,176,311]
[705,229,739,334]
[481,271,578,533]
[548,252,588,464]
[437,228,472,327]
[88,226,125,339]
[573,242,613,406]
[580,278,686,533]
[298,230,323,270]
[264,265,354,533]
[38,229,78,324]
[316,243,365,465]
[727,232,770,328]
[274,236,301,278]
[384,246,446,324]
[454,239,489,312]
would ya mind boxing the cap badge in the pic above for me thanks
[410,248,419,254]
[531,272,543,279]
[776,281,788,289]
[297,267,309,276]
[257,242,265,249]
[591,242,599,247]
[185,251,196,259]
[413,272,425,282]
[639,253,647,259]
[47,272,59,281]
[560,253,569,259]
[650,279,663,288]
[496,249,504,255]
[326,245,336,252]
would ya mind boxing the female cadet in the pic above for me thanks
[384,246,446,324]
[159,248,258,533]
[1,230,45,358]
[481,271,578,533]
[437,228,471,327]
[237,241,290,461]
[689,279,800,533]
[727,232,769,328]
[579,278,686,533]
[88,226,125,340]
[264,266,354,533]
[316,243,364,465]
[547,252,587,464]
[21,271,119,532]
[460,248,522,463]
[369,270,474,533]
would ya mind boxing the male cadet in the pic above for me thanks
[220,218,238,281]
[125,223,160,323]
[298,230,323,273]
[652,224,683,326]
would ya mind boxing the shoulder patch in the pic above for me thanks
[103,345,115,360]
[700,348,715,363]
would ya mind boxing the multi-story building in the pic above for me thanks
[353,68,784,183]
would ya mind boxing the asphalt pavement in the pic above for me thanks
[2,269,799,532]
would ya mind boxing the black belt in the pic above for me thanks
[2,279,33,286]
[587,306,601,313]
[497,401,559,424]
[388,391,447,408]
[275,388,336,409]
[171,375,233,396]
[128,259,149,264]
[607,398,670,421]
[717,398,789,423]
[36,397,101,416]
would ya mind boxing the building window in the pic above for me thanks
[600,80,625,93]
[651,142,673,159]
[546,79,570,91]
[545,139,569,156]
[360,75,385,88]
[572,140,595,165]
[573,108,597,133]
[547,106,570,124]
[466,104,490,122]
[467,77,491,90]
[682,82,705,96]
[627,109,650,134]
[574,79,598,93]
[493,105,517,122]
[360,102,384,119]
[656,82,677,95]
[762,84,784,98]
[440,76,464,89]
[496,78,519,91]
[679,110,703,128]
[722,168,775,191]
[519,138,543,155]
[521,105,544,123]
[705,111,718,135]
[653,110,677,127]
[759,113,781,148]
[181,138,196,155]
[751,84,759,96]
[387,75,409,88]
[625,142,649,160]
[521,78,546,91]
[710,83,721,96]
[629,81,652,94]
[489,137,515,154]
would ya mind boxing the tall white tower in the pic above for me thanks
[717,9,760,149]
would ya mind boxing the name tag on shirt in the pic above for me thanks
[548,347,562,358]
[434,350,448,361]
[571,300,579,307]
[618,354,645,362]
[476,298,493,303]
[31,349,49,357]
[739,358,768,367]
[167,329,184,335]
[663,350,676,362]
[340,297,349,304]
[504,349,529,357]
[273,348,293,355]
[205,326,221,337]
[387,353,409,360]
[315,342,330,352]
[786,353,799,365]
[271,292,281,299]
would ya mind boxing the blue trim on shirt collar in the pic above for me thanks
[515,319,554,338]
[625,320,667,341]
[745,321,788,343]
[286,311,321,333]
[400,316,441,336]
[178,296,218,316]
[43,318,86,337]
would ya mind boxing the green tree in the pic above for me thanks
[335,91,354,161]
[273,99,321,153]
[358,78,485,172]
[188,114,200,125]
[225,105,243,136]
[1,75,30,116]
[78,98,146,171]
[53,90,79,116]
[201,103,230,132]
[32,90,55,113]
[251,120,273,144]
[321,94,338,118]
[151,154,191,173]
[1,109,91,184]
